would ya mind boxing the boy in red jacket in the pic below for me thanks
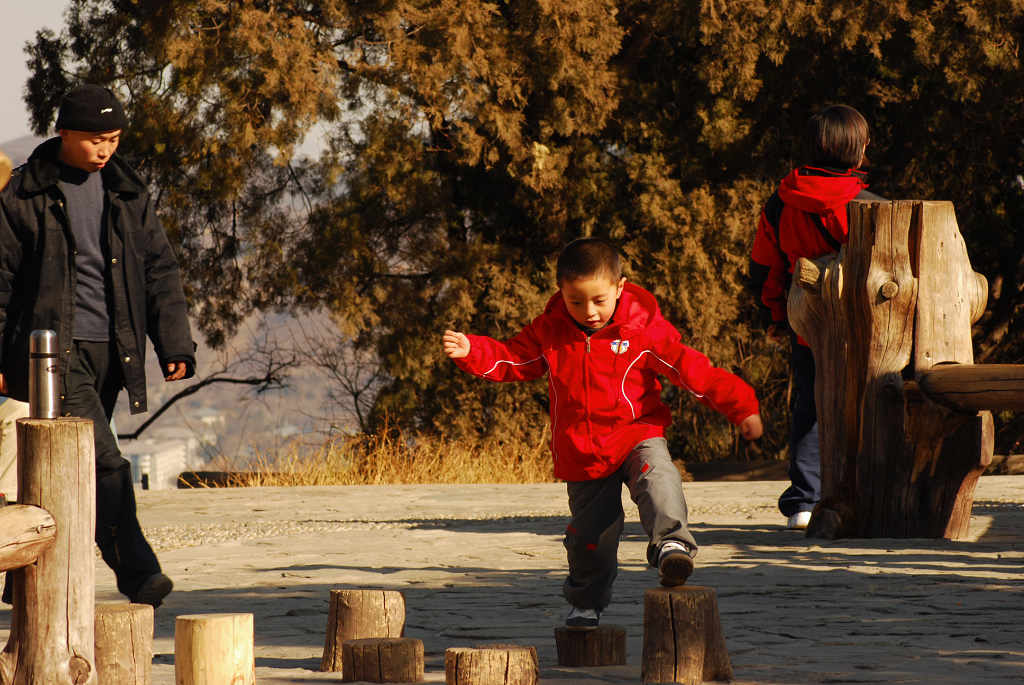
[443,238,762,628]
[749,104,881,530]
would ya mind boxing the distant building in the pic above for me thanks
[126,436,202,490]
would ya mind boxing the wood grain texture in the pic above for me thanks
[642,586,732,684]
[321,589,406,673]
[790,200,993,540]
[0,504,56,572]
[0,418,96,685]
[175,613,255,685]
[95,603,154,685]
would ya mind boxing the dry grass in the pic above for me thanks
[203,425,556,486]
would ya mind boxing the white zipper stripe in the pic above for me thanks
[480,356,546,378]
[620,350,704,419]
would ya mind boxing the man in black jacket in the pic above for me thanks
[0,84,196,607]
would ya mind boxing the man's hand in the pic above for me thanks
[739,414,763,440]
[443,330,471,359]
[164,361,188,382]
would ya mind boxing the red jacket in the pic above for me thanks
[749,166,867,325]
[454,283,759,481]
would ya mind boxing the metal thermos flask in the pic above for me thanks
[29,329,60,419]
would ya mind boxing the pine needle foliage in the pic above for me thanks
[25,1,1024,458]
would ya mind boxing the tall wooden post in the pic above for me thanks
[789,200,991,539]
[0,418,97,684]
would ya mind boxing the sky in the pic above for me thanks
[2,3,72,141]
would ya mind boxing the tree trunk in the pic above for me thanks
[174,613,255,685]
[341,637,424,682]
[94,603,153,685]
[445,646,538,685]
[321,589,405,673]
[642,586,732,684]
[0,418,96,685]
[554,625,626,666]
[789,200,992,540]
[0,504,56,572]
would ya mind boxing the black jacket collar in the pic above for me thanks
[18,136,146,196]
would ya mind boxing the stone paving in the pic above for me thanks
[3,477,1023,683]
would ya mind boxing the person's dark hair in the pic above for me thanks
[802,104,869,169]
[556,238,623,284]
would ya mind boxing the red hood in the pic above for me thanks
[777,166,867,214]
[543,281,661,335]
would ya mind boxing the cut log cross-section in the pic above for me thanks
[341,637,424,682]
[445,645,539,685]
[642,586,733,685]
[0,418,97,685]
[554,625,626,666]
[321,589,406,673]
[94,603,154,685]
[174,613,255,685]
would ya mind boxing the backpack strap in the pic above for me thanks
[807,212,842,252]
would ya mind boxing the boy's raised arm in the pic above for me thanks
[442,321,547,383]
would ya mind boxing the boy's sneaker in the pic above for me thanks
[658,540,695,587]
[565,606,600,629]
[787,511,812,530]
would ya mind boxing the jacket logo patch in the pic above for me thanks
[610,340,629,354]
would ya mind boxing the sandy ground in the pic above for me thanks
[3,476,1023,684]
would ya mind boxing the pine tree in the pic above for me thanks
[25,1,1024,457]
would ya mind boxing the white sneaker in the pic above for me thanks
[787,511,812,530]
[565,606,600,629]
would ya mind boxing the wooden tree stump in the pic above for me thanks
[95,603,154,685]
[174,613,255,685]
[0,418,96,685]
[789,200,993,539]
[341,637,424,682]
[0,504,56,571]
[554,625,626,666]
[642,586,732,685]
[445,645,538,685]
[321,589,405,673]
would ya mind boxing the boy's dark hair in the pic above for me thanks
[556,238,623,284]
[802,104,869,169]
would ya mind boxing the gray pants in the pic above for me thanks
[562,438,697,611]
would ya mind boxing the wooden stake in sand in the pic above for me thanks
[95,603,154,685]
[0,418,97,685]
[445,645,538,685]
[174,613,255,685]
[321,589,406,673]
[341,637,424,682]
[553,625,626,666]
[642,586,732,684]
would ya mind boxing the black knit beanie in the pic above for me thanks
[55,84,129,132]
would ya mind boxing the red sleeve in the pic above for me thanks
[750,210,788,324]
[646,320,760,425]
[453,319,548,383]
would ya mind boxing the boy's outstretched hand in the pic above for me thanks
[443,330,471,359]
[739,414,764,440]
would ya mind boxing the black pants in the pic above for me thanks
[64,340,161,597]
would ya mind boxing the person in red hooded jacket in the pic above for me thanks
[444,238,762,629]
[749,104,883,530]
